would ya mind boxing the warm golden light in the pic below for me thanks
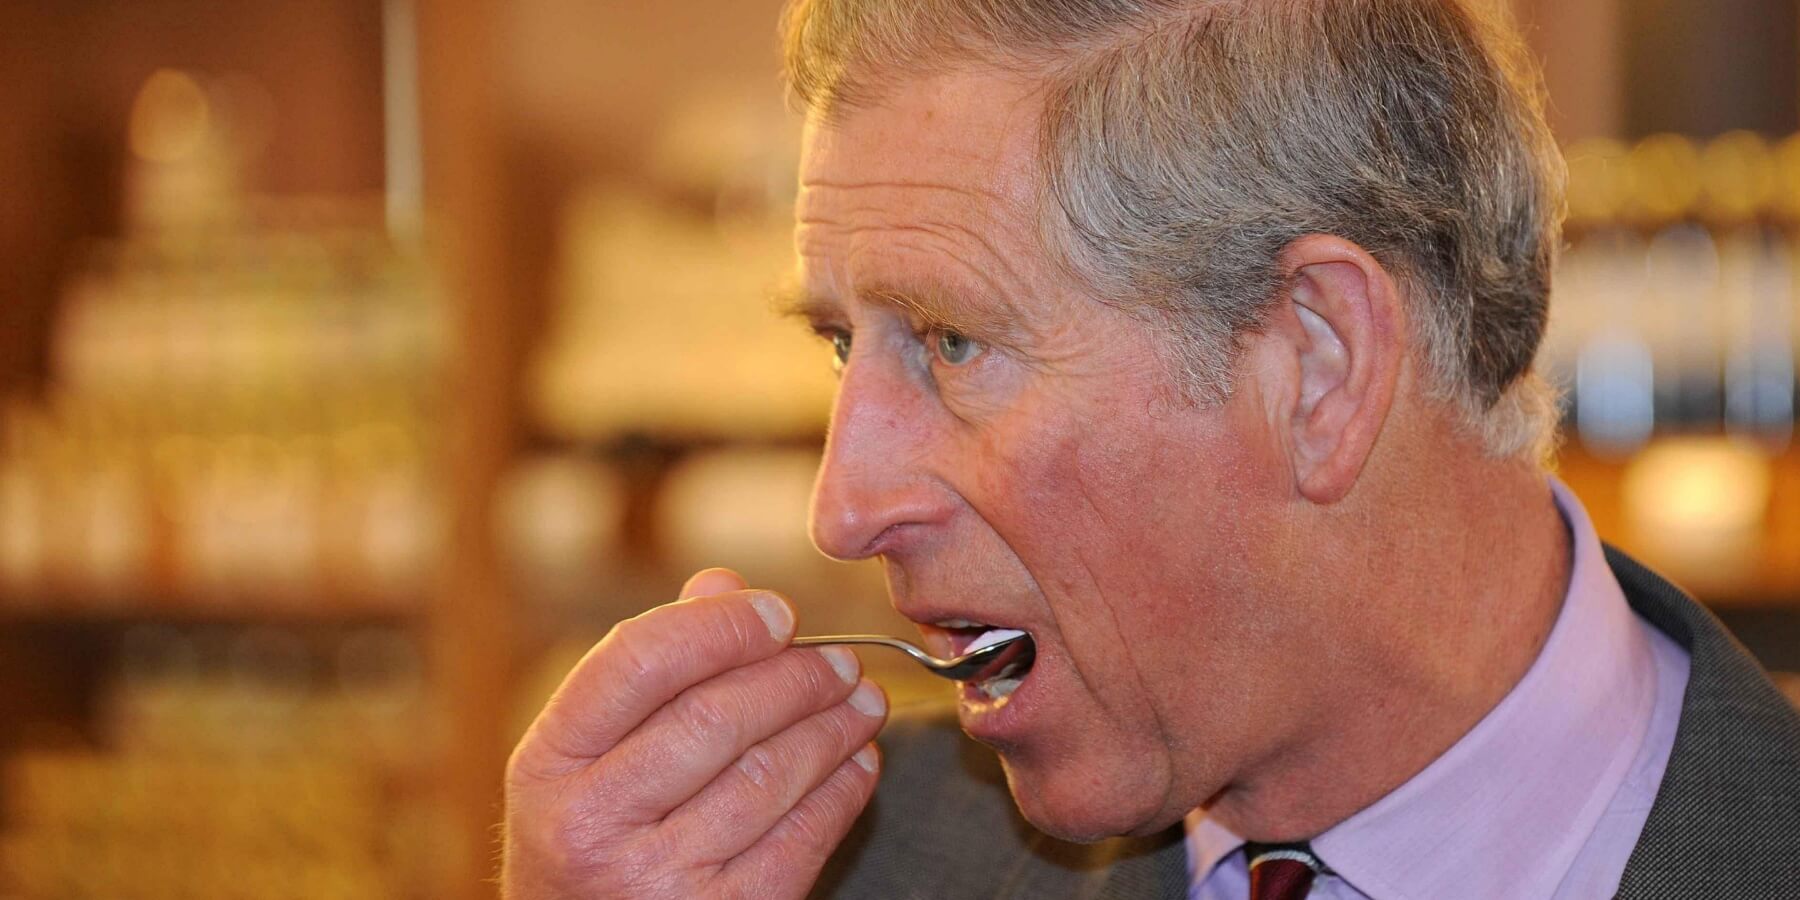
[1700,131,1776,224]
[1622,437,1773,586]
[1564,137,1632,227]
[1629,134,1704,223]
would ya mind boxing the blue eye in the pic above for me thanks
[830,331,852,370]
[934,330,982,366]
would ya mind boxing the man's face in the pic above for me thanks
[795,70,1319,841]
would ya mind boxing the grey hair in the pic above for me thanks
[784,0,1566,464]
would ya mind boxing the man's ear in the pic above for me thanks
[1266,235,1406,504]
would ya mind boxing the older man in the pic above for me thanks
[502,0,1800,897]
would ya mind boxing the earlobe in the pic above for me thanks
[1278,237,1404,505]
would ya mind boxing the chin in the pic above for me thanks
[997,753,1177,843]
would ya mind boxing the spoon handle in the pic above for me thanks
[791,634,938,666]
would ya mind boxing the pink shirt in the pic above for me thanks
[1185,480,1692,899]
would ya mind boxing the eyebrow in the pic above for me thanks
[772,281,1031,348]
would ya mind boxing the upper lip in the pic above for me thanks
[893,602,1026,657]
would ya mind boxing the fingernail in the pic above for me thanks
[750,593,794,641]
[848,680,886,718]
[853,744,879,773]
[820,647,859,684]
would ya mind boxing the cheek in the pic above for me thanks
[978,406,1274,595]
[967,402,1289,687]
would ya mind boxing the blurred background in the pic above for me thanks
[0,0,1797,897]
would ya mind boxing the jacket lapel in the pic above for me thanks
[1606,546,1800,898]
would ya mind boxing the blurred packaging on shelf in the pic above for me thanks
[0,626,440,899]
[494,453,628,613]
[0,68,446,616]
[0,228,445,614]
[528,93,835,442]
[529,185,837,441]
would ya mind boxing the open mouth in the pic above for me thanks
[936,620,1037,699]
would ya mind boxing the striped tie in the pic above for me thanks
[1244,842,1323,900]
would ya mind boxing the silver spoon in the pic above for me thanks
[792,633,1035,682]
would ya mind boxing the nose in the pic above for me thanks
[809,360,949,560]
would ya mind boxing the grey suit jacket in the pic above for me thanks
[813,547,1800,899]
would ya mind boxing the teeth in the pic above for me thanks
[978,676,1022,699]
[934,618,985,629]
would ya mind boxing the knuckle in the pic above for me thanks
[674,692,740,746]
[529,790,611,878]
[784,810,832,854]
[535,793,678,890]
[507,720,586,787]
[607,619,667,684]
[734,742,788,792]
[563,785,624,842]
[505,735,549,787]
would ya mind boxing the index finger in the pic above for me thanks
[521,587,796,770]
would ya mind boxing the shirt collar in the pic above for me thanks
[1186,478,1661,899]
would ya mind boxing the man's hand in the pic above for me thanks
[501,568,887,899]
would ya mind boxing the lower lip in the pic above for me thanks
[957,651,1043,741]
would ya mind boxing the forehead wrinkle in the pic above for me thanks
[799,177,1021,209]
[796,214,1029,289]
[873,221,1031,297]
[796,183,1034,256]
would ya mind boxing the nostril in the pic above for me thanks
[858,523,908,558]
[809,478,917,559]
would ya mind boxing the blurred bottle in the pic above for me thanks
[1719,229,1795,448]
[1644,222,1724,429]
[1572,230,1657,455]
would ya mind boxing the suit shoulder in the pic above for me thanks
[809,695,1030,899]
[1608,546,1800,897]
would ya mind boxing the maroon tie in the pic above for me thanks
[1244,842,1323,900]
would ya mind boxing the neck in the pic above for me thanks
[1208,448,1572,841]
